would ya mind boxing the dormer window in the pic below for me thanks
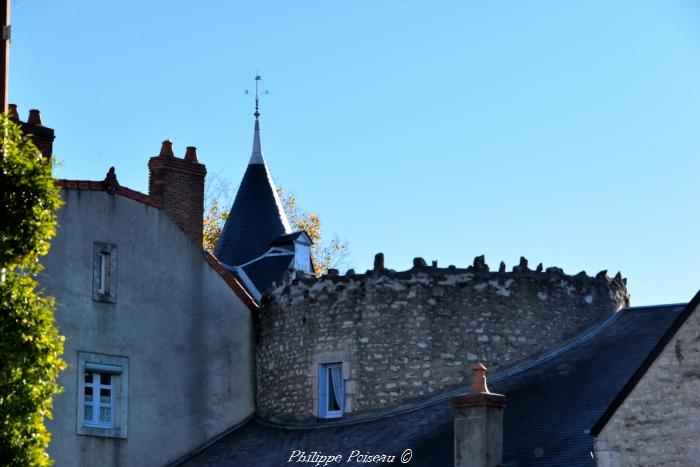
[294,241,312,273]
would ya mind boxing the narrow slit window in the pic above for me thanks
[97,252,111,294]
[93,243,117,303]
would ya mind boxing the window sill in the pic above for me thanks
[77,425,126,439]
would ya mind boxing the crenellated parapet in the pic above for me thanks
[270,253,628,298]
[256,254,629,422]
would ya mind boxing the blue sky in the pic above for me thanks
[10,0,700,305]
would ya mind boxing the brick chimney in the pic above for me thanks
[9,104,55,159]
[148,140,206,247]
[452,363,506,467]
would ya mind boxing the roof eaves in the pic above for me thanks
[238,249,294,269]
[271,230,312,245]
[590,292,700,436]
[56,178,164,209]
[203,252,259,311]
[233,267,262,303]
[169,413,256,467]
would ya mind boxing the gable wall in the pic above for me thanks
[594,300,700,466]
[40,189,255,467]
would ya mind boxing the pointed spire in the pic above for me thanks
[249,118,264,165]
[249,74,264,165]
[215,74,292,267]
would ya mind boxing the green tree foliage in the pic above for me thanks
[202,178,349,275]
[202,197,228,255]
[0,116,65,466]
[276,188,349,276]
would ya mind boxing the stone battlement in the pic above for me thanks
[270,253,629,299]
[257,254,629,422]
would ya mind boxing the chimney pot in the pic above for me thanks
[8,103,19,121]
[471,363,489,393]
[159,140,175,157]
[28,109,42,126]
[13,108,55,158]
[148,142,206,247]
[452,362,506,467]
[184,146,198,162]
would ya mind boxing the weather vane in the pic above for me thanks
[244,73,269,119]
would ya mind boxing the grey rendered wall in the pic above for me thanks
[594,300,700,466]
[41,189,255,467]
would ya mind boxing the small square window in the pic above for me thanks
[318,363,344,418]
[93,243,117,303]
[77,352,128,438]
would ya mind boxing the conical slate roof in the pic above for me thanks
[215,118,291,266]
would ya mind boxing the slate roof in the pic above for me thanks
[215,118,291,266]
[271,231,310,246]
[591,290,700,436]
[241,253,294,297]
[177,304,684,467]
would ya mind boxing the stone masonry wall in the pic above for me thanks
[594,300,700,466]
[257,255,629,422]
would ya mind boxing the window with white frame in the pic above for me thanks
[93,243,117,303]
[291,232,313,273]
[318,363,344,418]
[83,367,115,427]
[77,352,128,438]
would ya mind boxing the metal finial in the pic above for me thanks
[254,74,261,119]
[245,74,268,119]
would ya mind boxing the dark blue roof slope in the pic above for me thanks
[497,303,684,466]
[177,304,684,467]
[242,254,294,296]
[215,162,290,266]
[178,402,453,467]
[591,290,700,436]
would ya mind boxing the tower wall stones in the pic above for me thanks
[256,255,629,422]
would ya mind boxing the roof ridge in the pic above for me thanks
[57,178,163,209]
[203,253,259,310]
[591,295,698,435]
